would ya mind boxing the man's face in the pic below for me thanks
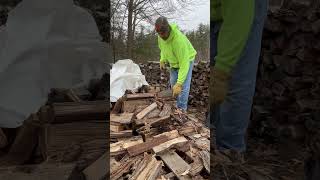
[156,25,169,40]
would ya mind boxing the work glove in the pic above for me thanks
[160,61,166,70]
[172,83,182,97]
[210,67,230,107]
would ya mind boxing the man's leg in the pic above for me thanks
[170,68,178,91]
[177,61,194,111]
[207,22,221,128]
[214,0,268,152]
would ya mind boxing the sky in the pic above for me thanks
[173,0,210,31]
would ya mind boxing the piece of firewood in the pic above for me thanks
[136,102,158,120]
[135,115,170,126]
[189,157,204,176]
[40,121,107,162]
[159,103,172,117]
[159,151,192,180]
[66,89,82,102]
[51,101,108,123]
[129,153,162,180]
[164,172,175,179]
[111,113,134,124]
[83,152,107,180]
[111,97,124,114]
[123,99,150,113]
[178,126,197,136]
[126,93,155,100]
[153,130,180,140]
[111,155,143,180]
[194,138,210,151]
[127,135,170,157]
[198,150,210,173]
[110,130,133,139]
[153,137,188,154]
[110,122,125,132]
[110,137,143,156]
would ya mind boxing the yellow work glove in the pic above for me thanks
[172,83,182,97]
[160,61,166,70]
[210,67,231,107]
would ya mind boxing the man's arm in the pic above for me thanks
[214,0,255,74]
[176,40,191,85]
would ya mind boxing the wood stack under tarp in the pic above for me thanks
[110,90,210,180]
[0,73,109,180]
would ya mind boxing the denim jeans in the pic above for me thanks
[210,0,268,152]
[170,60,194,111]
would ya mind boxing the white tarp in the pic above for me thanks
[0,0,112,128]
[110,59,149,102]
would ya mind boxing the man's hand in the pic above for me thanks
[211,67,230,106]
[173,83,182,97]
[160,61,166,70]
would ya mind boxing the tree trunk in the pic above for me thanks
[127,0,134,58]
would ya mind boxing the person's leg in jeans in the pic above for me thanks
[207,22,221,128]
[212,0,268,152]
[170,61,194,111]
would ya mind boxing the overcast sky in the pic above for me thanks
[172,0,210,31]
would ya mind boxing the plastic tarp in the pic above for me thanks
[110,59,149,103]
[0,0,112,128]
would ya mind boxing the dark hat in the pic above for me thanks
[155,16,169,33]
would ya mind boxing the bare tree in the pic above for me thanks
[111,0,203,59]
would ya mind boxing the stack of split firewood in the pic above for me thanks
[139,61,210,108]
[110,88,210,180]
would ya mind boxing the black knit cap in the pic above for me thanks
[155,16,169,33]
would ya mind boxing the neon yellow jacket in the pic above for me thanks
[158,24,197,84]
[211,0,255,74]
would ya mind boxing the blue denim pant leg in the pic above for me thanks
[211,0,268,152]
[170,61,194,111]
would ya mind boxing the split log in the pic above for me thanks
[159,103,172,117]
[127,130,180,157]
[83,152,107,180]
[110,113,134,124]
[135,115,171,126]
[50,101,108,123]
[159,151,192,180]
[129,153,162,180]
[198,150,210,173]
[110,155,143,180]
[126,93,155,100]
[123,99,150,113]
[153,136,188,154]
[136,102,158,120]
[110,136,143,156]
[40,121,107,161]
[110,130,133,139]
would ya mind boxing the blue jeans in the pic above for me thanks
[210,0,268,152]
[170,61,194,111]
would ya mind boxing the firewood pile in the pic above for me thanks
[139,61,210,107]
[0,74,109,180]
[110,89,210,180]
[251,1,320,153]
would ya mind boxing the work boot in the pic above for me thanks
[0,128,8,149]
[220,149,245,164]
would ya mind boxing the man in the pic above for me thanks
[210,0,268,157]
[155,17,197,112]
